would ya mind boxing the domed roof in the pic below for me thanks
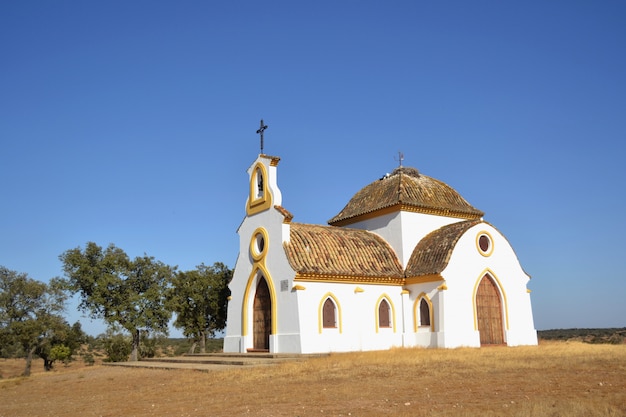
[328,166,484,226]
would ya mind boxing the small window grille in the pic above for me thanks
[322,298,336,328]
[419,298,430,327]
[378,299,391,328]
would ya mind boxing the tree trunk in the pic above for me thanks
[200,331,206,353]
[22,346,36,377]
[187,341,197,355]
[130,329,140,362]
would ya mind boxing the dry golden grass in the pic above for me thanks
[1,340,625,417]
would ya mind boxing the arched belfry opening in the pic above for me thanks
[252,277,272,351]
[255,167,264,199]
[476,274,505,345]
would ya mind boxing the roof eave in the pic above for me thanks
[328,203,483,226]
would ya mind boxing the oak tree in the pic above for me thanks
[60,242,174,361]
[167,263,231,353]
[0,267,68,376]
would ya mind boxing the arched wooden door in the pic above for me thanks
[253,277,271,351]
[476,275,505,345]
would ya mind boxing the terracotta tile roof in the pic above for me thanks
[284,223,404,280]
[405,220,482,277]
[274,205,294,223]
[328,167,484,225]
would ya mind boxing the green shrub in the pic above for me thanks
[50,345,72,366]
[82,352,95,366]
[103,334,131,362]
[139,334,158,358]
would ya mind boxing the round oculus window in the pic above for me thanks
[250,228,268,261]
[477,232,493,256]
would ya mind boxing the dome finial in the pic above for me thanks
[394,151,404,167]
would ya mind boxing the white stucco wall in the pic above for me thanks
[293,281,406,353]
[347,211,463,268]
[439,223,537,348]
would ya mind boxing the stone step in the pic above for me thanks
[103,352,327,371]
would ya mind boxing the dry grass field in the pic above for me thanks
[1,341,625,417]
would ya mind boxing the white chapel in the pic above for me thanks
[223,150,538,354]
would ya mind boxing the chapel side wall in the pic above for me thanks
[440,223,537,348]
[295,282,405,354]
[347,211,463,268]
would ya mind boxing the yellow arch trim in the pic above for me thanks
[241,264,278,336]
[374,294,397,333]
[249,227,269,262]
[476,230,495,257]
[472,268,509,331]
[247,162,272,215]
[413,293,435,332]
[318,292,343,334]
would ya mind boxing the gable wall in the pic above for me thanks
[440,223,537,347]
[345,211,463,267]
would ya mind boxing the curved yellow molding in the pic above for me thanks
[318,292,343,334]
[249,227,269,262]
[292,285,306,291]
[241,265,277,337]
[354,286,364,293]
[472,268,509,331]
[476,230,495,257]
[413,293,435,332]
[374,293,397,333]
[247,162,272,215]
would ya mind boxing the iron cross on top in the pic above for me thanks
[256,119,268,153]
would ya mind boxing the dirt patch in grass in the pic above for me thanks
[1,341,625,416]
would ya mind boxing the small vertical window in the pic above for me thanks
[378,299,391,328]
[256,168,264,198]
[479,235,490,252]
[419,298,430,327]
[322,298,336,328]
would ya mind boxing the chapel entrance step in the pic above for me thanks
[103,352,327,371]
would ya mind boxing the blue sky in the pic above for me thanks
[1,1,625,336]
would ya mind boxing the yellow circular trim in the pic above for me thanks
[250,227,269,262]
[476,230,494,257]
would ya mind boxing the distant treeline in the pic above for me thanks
[538,328,626,344]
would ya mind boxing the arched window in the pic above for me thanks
[378,299,391,328]
[322,298,337,328]
[256,167,264,198]
[419,298,430,327]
